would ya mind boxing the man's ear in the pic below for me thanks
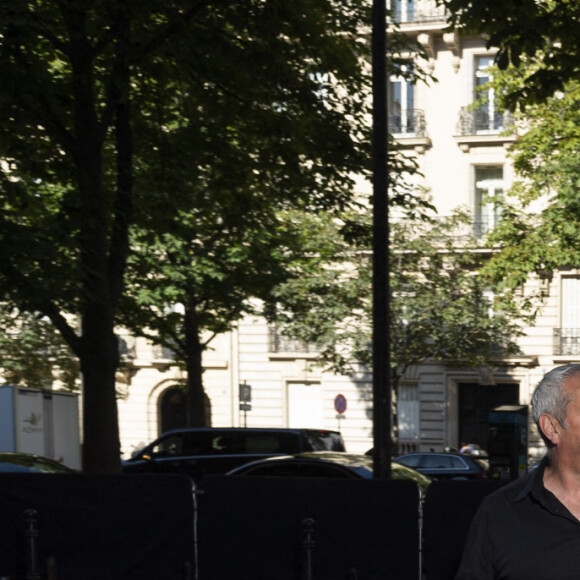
[539,413,561,445]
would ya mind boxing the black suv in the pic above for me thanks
[122,427,345,482]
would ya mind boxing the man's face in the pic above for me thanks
[556,372,580,468]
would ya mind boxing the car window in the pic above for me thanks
[450,456,469,469]
[182,431,234,455]
[303,430,345,451]
[397,455,421,468]
[234,432,301,454]
[149,431,235,457]
[150,434,184,457]
[420,455,447,468]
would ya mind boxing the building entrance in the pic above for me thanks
[159,386,187,434]
[458,383,519,452]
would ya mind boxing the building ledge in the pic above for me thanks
[454,133,516,152]
[393,135,432,154]
[499,355,539,368]
[552,355,580,364]
[131,358,228,370]
[268,352,319,361]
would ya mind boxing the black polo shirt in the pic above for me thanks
[455,458,580,580]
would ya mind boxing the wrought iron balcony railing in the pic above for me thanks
[268,326,319,354]
[457,108,513,136]
[390,2,448,24]
[389,109,427,137]
[554,328,580,356]
[472,217,501,238]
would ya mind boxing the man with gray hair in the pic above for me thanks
[455,364,580,579]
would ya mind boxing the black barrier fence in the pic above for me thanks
[0,474,195,580]
[423,479,509,580]
[197,476,422,580]
[0,474,512,580]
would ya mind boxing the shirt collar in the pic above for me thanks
[514,455,548,502]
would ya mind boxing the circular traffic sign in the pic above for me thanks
[334,394,347,414]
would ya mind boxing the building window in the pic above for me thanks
[268,326,318,354]
[389,67,421,136]
[473,55,502,133]
[392,0,414,23]
[554,278,580,356]
[474,166,503,237]
[397,384,419,441]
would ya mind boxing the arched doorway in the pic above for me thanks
[158,385,213,434]
[159,385,187,434]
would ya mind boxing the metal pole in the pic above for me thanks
[372,0,392,479]
[24,509,41,580]
[301,517,316,580]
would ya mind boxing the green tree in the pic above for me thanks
[113,6,431,429]
[0,308,79,391]
[271,203,533,445]
[118,214,299,427]
[0,0,378,471]
[439,0,580,107]
[478,77,580,288]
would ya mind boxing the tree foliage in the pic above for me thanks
[0,308,79,391]
[271,201,533,390]
[439,0,580,108]
[115,5,432,427]
[0,0,372,470]
[480,75,580,287]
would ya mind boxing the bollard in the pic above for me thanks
[301,517,316,580]
[24,509,41,580]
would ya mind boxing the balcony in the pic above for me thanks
[454,108,516,152]
[390,109,431,153]
[388,0,447,25]
[457,108,512,135]
[268,326,319,355]
[472,217,500,239]
[390,109,427,136]
[554,328,580,357]
[391,5,447,24]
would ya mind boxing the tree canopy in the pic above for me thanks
[0,0,375,471]
[439,0,580,108]
[271,201,532,396]
[0,307,79,391]
[478,74,580,288]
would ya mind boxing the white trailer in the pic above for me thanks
[0,385,81,470]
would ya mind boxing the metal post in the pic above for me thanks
[372,0,392,478]
[301,517,316,580]
[24,509,41,580]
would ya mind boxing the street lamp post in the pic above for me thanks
[372,0,392,479]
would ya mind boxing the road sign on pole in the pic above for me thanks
[334,394,347,414]
[240,382,252,402]
[239,382,252,427]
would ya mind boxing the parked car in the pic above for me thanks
[0,452,76,473]
[122,427,346,482]
[226,451,432,492]
[395,452,489,480]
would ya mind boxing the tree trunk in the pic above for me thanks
[184,299,208,427]
[79,321,121,473]
[70,1,131,473]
